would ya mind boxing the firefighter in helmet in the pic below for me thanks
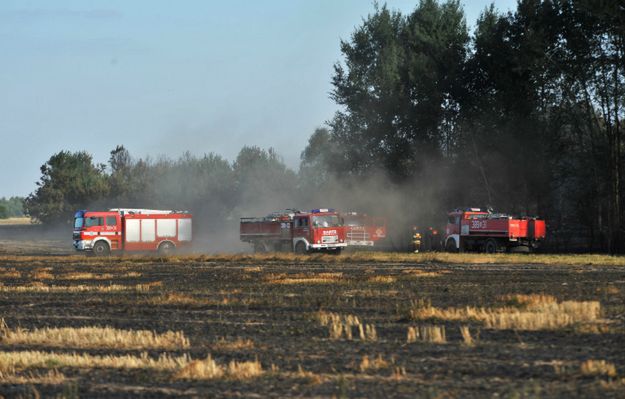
[412,226,422,253]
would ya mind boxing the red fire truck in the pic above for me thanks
[343,212,387,247]
[73,209,192,256]
[444,208,546,253]
[240,209,347,254]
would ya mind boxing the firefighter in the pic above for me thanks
[430,227,441,251]
[424,226,440,251]
[412,226,422,253]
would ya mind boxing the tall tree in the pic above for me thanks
[24,151,108,224]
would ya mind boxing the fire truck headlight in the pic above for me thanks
[316,239,320,244]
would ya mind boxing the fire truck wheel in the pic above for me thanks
[445,238,458,253]
[158,241,175,256]
[484,239,498,253]
[295,241,308,255]
[92,241,110,257]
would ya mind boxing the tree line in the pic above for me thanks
[302,0,624,252]
[24,146,299,232]
[24,0,624,252]
[0,197,24,219]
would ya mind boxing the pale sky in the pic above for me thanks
[0,0,517,197]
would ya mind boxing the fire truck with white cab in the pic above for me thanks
[73,208,192,256]
[444,208,546,253]
[240,209,347,254]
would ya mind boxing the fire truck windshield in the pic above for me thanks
[74,217,83,229]
[312,215,341,228]
[84,217,104,227]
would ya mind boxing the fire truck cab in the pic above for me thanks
[343,212,387,247]
[240,208,347,254]
[73,208,192,256]
[444,208,546,253]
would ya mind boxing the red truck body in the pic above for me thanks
[73,209,192,255]
[444,208,546,252]
[240,209,347,253]
[343,212,387,247]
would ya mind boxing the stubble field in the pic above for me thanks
[0,240,624,398]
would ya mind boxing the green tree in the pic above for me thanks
[233,146,298,214]
[328,1,468,180]
[0,197,24,217]
[24,151,109,224]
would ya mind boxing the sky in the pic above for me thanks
[0,0,517,198]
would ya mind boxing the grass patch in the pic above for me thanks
[174,356,263,380]
[315,311,377,341]
[407,325,447,344]
[359,355,389,372]
[0,268,20,279]
[580,360,617,377]
[0,283,155,293]
[265,272,344,285]
[0,350,188,373]
[0,350,264,381]
[409,297,601,330]
[0,321,189,350]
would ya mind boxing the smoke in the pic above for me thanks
[31,144,455,255]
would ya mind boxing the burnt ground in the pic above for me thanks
[0,240,623,398]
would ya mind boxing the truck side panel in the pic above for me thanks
[123,214,192,252]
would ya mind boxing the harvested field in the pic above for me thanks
[0,249,624,397]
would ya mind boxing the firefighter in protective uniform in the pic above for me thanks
[412,226,422,253]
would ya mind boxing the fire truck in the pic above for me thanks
[444,208,546,253]
[240,209,347,254]
[73,209,192,256]
[343,212,387,247]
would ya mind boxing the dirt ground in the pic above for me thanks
[0,241,623,398]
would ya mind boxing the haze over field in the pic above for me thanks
[0,0,516,198]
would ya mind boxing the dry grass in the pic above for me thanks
[315,311,377,340]
[580,360,618,377]
[169,251,625,266]
[174,356,263,380]
[0,350,263,381]
[0,369,66,384]
[266,272,344,285]
[409,297,601,331]
[0,321,190,350]
[359,355,389,372]
[367,275,397,284]
[2,251,625,266]
[406,325,447,344]
[0,268,20,279]
[401,269,448,278]
[0,283,155,293]
[0,350,189,373]
[57,272,112,280]
[149,292,202,305]
[294,365,325,384]
[30,269,54,280]
[315,311,364,340]
[459,325,474,346]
